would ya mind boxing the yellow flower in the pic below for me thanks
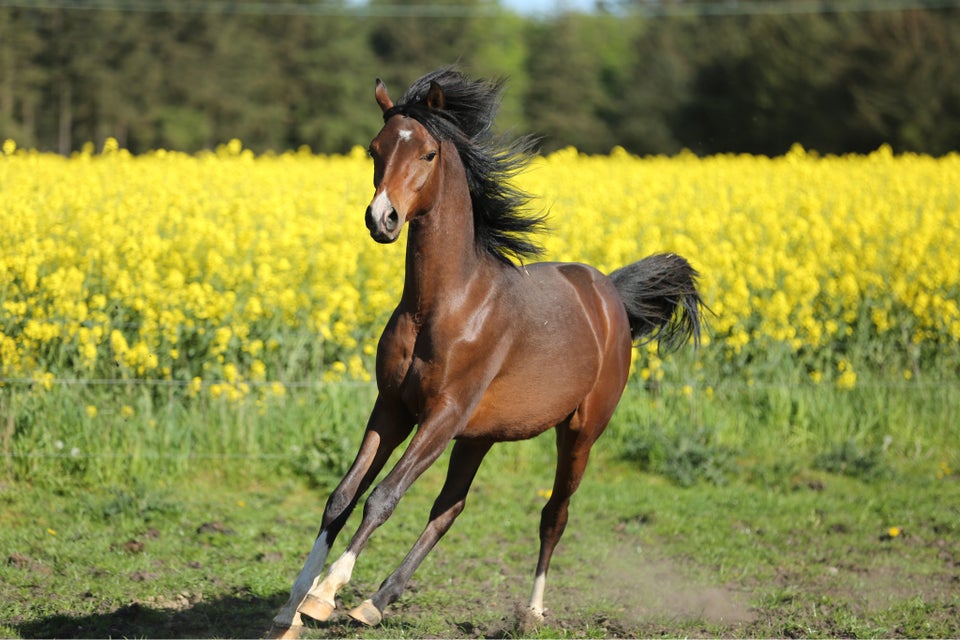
[836,359,857,391]
[33,371,55,392]
[85,405,98,418]
[1,145,957,389]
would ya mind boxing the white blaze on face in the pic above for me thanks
[398,128,413,142]
[369,189,393,222]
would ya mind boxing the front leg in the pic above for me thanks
[305,399,466,624]
[349,438,493,625]
[269,396,413,638]
[269,530,334,637]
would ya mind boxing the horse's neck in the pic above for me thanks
[400,159,489,316]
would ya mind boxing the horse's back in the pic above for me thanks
[525,261,634,386]
[519,262,632,345]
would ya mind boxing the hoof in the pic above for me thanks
[266,623,303,640]
[515,604,545,635]
[298,594,336,622]
[348,599,383,626]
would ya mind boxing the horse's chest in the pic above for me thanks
[377,321,443,403]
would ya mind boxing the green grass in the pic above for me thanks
[2,432,959,639]
[4,368,958,488]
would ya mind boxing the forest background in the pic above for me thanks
[2,0,960,157]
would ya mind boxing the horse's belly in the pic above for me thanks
[460,369,591,440]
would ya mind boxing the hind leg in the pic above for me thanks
[525,377,626,624]
[526,423,594,623]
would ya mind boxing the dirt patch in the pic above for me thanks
[132,591,204,611]
[197,521,234,535]
[584,544,754,627]
[378,538,755,637]
[7,552,53,577]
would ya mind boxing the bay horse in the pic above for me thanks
[270,67,704,638]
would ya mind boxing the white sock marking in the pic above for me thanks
[274,531,331,627]
[308,549,358,606]
[528,573,547,617]
[326,550,358,588]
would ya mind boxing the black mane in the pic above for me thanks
[383,67,545,265]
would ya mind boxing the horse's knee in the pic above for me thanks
[363,483,401,526]
[322,487,353,529]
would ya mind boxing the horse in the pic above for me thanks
[269,67,704,638]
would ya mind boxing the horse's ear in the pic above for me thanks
[375,78,394,113]
[426,80,445,111]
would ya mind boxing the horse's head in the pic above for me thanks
[364,78,446,244]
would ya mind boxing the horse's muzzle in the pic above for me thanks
[365,204,401,243]
[365,189,402,243]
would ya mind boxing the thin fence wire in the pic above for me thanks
[1,0,958,17]
[0,375,954,391]
[0,376,371,389]
[3,450,292,460]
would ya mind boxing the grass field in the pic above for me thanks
[2,431,959,639]
[3,378,959,639]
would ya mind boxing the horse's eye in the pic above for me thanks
[422,151,437,162]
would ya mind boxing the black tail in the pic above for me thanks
[608,253,706,352]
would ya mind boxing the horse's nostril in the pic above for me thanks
[385,208,399,232]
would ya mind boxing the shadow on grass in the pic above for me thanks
[13,592,441,640]
[15,592,287,639]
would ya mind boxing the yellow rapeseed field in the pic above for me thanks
[1,139,958,401]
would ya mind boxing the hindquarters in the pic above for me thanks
[608,253,705,351]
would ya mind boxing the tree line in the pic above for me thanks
[1,0,959,156]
